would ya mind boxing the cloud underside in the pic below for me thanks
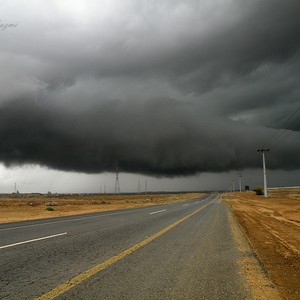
[1,97,299,176]
[0,0,300,176]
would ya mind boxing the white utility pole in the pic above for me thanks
[238,172,242,192]
[257,149,270,198]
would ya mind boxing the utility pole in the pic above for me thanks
[232,180,235,192]
[257,149,270,198]
[138,180,141,194]
[238,172,242,192]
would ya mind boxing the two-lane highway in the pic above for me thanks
[0,194,251,299]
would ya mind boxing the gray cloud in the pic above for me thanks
[0,96,299,176]
[0,0,300,176]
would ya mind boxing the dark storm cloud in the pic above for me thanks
[0,97,299,175]
[0,0,300,176]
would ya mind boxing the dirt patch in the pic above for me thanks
[0,193,203,224]
[227,210,281,300]
[223,189,300,300]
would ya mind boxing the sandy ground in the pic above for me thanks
[224,188,300,300]
[0,193,203,224]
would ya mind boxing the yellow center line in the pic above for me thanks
[34,197,217,300]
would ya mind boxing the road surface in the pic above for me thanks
[0,194,252,299]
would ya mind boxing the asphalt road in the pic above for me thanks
[0,194,252,299]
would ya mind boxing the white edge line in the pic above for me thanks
[149,209,167,215]
[0,232,67,250]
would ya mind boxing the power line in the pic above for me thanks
[267,105,300,147]
[271,116,300,145]
[277,105,300,129]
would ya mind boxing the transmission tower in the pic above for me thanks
[114,168,121,194]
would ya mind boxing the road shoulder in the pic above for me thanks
[227,203,281,300]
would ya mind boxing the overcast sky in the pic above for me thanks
[0,0,299,193]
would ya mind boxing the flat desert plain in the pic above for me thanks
[0,193,203,224]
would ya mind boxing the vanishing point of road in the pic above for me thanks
[0,194,253,299]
